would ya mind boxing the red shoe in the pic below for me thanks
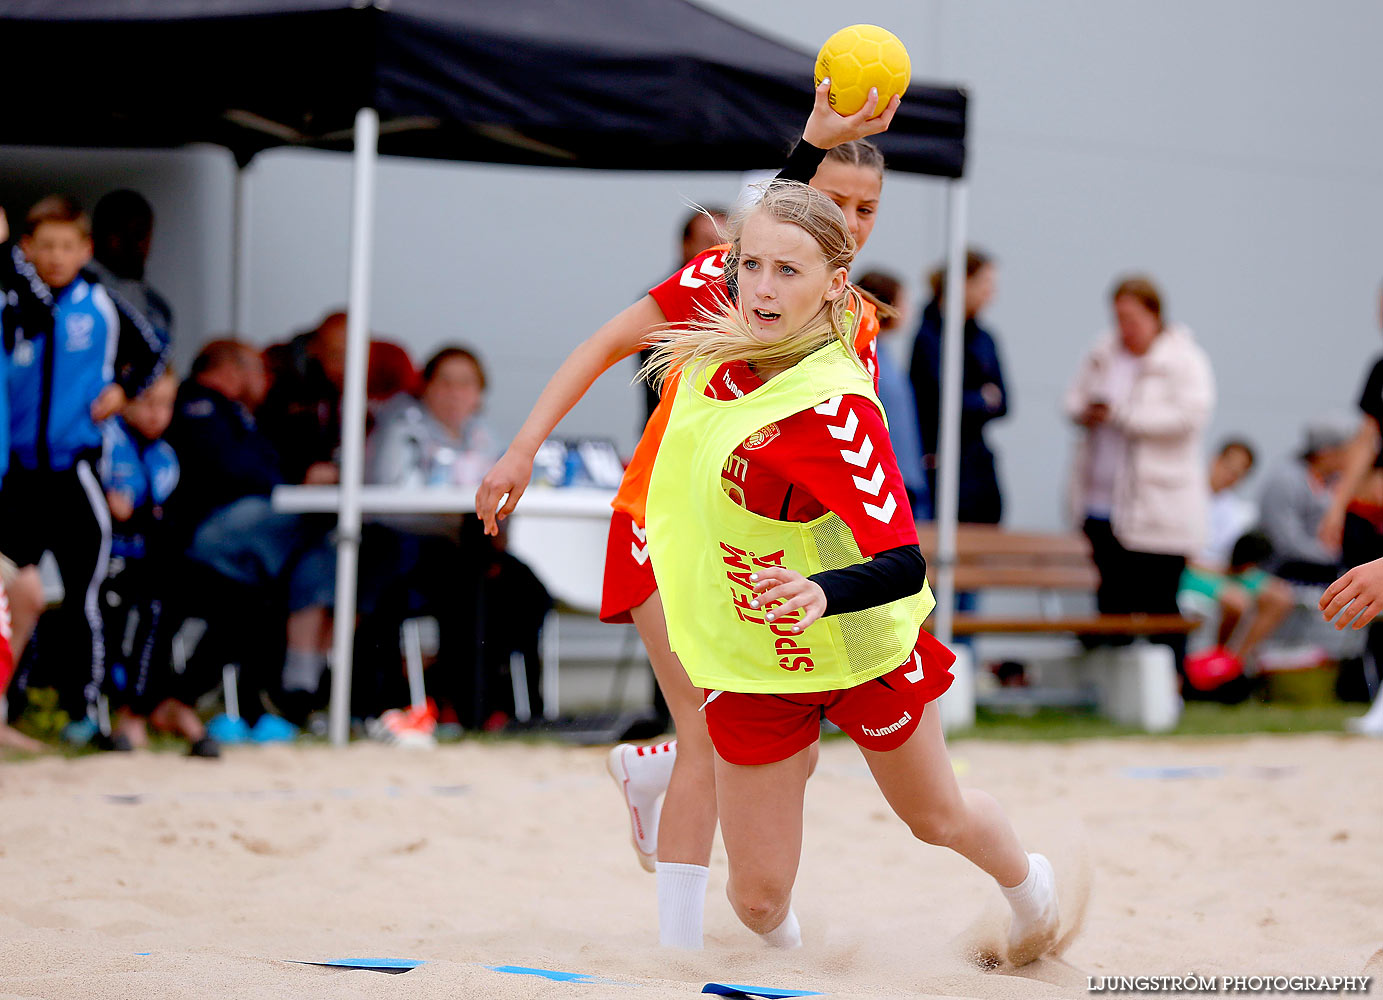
[1184,646,1243,691]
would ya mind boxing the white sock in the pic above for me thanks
[617,741,677,858]
[1001,853,1057,957]
[758,906,802,949]
[656,861,707,949]
[629,740,678,791]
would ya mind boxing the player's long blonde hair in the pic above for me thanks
[639,180,862,392]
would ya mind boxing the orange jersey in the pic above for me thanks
[612,245,882,527]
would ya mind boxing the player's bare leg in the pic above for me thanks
[620,591,719,947]
[714,743,811,946]
[861,703,1059,966]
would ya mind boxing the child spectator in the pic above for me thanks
[0,195,165,747]
[1179,442,1294,673]
[100,370,217,756]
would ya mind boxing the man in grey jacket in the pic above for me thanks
[1259,419,1353,585]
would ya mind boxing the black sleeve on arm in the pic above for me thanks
[776,140,828,184]
[1358,358,1383,424]
[108,285,169,398]
[809,544,926,617]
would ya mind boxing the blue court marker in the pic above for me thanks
[702,984,823,998]
[1122,765,1225,780]
[485,965,637,986]
[291,958,425,974]
[133,952,151,957]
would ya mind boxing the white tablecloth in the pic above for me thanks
[270,484,617,613]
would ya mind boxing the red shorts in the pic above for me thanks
[704,630,956,765]
[600,508,658,624]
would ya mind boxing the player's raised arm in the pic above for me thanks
[475,295,666,534]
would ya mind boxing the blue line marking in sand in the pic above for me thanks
[94,785,470,806]
[1122,766,1225,780]
[133,953,151,957]
[484,965,638,986]
[702,984,824,998]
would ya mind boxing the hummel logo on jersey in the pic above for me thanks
[679,252,727,289]
[630,522,649,565]
[816,397,898,525]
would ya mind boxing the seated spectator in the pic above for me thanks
[100,370,217,756]
[366,340,420,418]
[855,269,928,515]
[362,347,550,731]
[1178,442,1293,668]
[1259,419,1353,585]
[259,311,347,486]
[163,340,330,738]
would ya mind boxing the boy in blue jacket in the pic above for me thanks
[100,371,217,756]
[0,195,166,746]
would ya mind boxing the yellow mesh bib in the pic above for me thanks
[645,341,934,694]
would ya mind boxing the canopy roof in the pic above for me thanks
[0,0,966,175]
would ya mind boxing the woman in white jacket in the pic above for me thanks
[1065,275,1215,668]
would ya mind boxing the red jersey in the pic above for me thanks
[705,360,917,556]
[0,578,13,691]
[613,245,881,527]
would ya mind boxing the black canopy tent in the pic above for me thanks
[1,0,975,742]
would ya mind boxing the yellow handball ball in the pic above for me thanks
[814,24,911,118]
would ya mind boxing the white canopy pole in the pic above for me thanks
[328,106,379,747]
[231,164,252,334]
[932,180,969,647]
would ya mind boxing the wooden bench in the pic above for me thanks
[916,524,1197,732]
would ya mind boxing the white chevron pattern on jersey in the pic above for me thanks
[813,395,842,418]
[678,253,726,289]
[817,399,898,525]
[630,521,649,565]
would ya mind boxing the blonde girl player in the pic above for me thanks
[476,83,898,948]
[640,179,1062,961]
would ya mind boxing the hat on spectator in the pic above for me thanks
[1300,414,1355,459]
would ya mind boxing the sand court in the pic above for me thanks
[1,734,1379,999]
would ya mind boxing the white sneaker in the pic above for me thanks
[367,707,437,749]
[1346,701,1383,736]
[606,743,662,873]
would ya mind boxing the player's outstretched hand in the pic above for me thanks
[750,566,827,633]
[1321,558,1383,630]
[802,78,902,150]
[475,448,533,537]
